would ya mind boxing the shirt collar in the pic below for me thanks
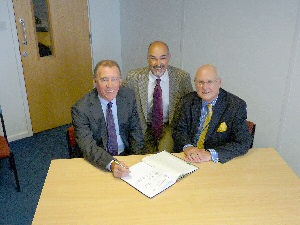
[202,97,218,106]
[98,95,117,106]
[149,69,169,83]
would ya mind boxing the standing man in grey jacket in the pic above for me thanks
[123,41,193,153]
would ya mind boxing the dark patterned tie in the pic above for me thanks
[152,79,164,140]
[106,102,118,156]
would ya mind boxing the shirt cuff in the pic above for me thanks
[207,149,219,163]
[183,144,194,152]
[106,159,115,171]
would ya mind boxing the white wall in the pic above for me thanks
[0,0,32,141]
[89,0,122,73]
[277,4,300,175]
[120,0,184,76]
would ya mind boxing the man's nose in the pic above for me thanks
[106,79,113,87]
[156,58,161,66]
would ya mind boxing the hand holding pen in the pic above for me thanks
[111,159,131,178]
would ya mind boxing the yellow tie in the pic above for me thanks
[197,104,213,149]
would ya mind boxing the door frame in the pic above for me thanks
[6,0,33,141]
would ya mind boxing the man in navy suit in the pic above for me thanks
[72,60,145,178]
[173,64,252,163]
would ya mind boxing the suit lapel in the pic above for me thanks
[89,89,107,146]
[191,94,203,134]
[138,69,149,121]
[168,67,178,122]
[207,90,227,138]
[89,89,104,123]
[116,89,126,126]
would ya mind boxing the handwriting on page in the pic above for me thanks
[122,162,174,198]
[135,171,171,194]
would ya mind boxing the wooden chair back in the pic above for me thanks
[247,120,256,148]
[66,125,83,158]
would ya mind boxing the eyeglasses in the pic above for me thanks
[99,77,120,83]
[195,78,220,87]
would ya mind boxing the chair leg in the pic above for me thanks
[9,152,21,192]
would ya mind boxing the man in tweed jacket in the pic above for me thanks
[173,64,252,163]
[123,41,193,153]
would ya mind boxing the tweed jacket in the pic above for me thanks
[71,87,145,169]
[123,65,193,133]
[173,88,252,163]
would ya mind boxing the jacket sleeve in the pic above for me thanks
[212,100,252,163]
[172,94,195,152]
[71,102,114,170]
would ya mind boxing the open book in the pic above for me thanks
[121,151,198,198]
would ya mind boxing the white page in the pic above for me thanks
[121,162,175,198]
[142,151,198,180]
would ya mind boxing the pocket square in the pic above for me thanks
[217,122,227,132]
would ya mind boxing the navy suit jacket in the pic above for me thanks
[71,87,145,169]
[173,88,252,163]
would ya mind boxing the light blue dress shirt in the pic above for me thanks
[98,96,125,154]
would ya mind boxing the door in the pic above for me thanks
[13,0,93,133]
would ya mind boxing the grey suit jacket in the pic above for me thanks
[71,87,145,169]
[123,65,193,133]
[173,88,252,163]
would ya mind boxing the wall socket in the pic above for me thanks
[0,21,7,31]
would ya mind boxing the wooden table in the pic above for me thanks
[32,148,300,224]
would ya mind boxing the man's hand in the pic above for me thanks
[184,146,212,163]
[111,161,131,178]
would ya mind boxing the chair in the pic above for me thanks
[0,105,21,192]
[66,125,83,158]
[247,120,256,148]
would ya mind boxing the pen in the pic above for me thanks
[113,159,127,169]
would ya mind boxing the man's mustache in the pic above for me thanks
[153,64,165,69]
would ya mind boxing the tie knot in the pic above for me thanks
[156,79,161,84]
[107,102,113,109]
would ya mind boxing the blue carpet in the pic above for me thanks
[0,124,70,225]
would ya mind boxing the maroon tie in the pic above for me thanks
[152,79,164,140]
[106,102,118,156]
